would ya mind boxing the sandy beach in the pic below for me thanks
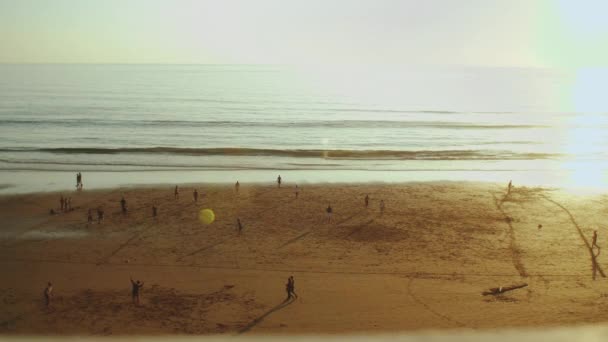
[1,181,608,335]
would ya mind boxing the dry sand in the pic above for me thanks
[1,181,608,335]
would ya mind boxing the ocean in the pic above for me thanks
[1,64,607,193]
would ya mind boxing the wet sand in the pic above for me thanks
[1,181,608,335]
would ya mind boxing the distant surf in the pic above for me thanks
[0,147,559,160]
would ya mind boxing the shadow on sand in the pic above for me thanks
[238,297,295,334]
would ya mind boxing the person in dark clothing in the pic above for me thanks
[592,230,600,256]
[130,277,144,305]
[237,218,243,233]
[120,197,127,214]
[193,189,198,202]
[97,208,104,224]
[152,205,158,218]
[365,194,369,208]
[289,276,297,299]
[326,204,333,223]
[174,185,179,199]
[44,282,53,309]
[277,175,282,188]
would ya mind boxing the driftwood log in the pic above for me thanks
[482,283,528,296]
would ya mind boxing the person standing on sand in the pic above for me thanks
[87,209,93,224]
[44,282,53,309]
[507,180,512,195]
[289,276,297,299]
[380,200,385,215]
[174,185,179,199]
[235,181,240,193]
[237,218,243,233]
[592,230,600,255]
[295,185,299,199]
[285,278,293,301]
[120,197,127,214]
[130,277,144,305]
[152,205,158,218]
[193,189,198,202]
[326,204,333,223]
[277,175,282,188]
[365,194,369,208]
[97,208,104,224]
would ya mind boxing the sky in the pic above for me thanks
[1,0,608,67]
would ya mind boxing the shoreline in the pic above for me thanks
[1,168,600,196]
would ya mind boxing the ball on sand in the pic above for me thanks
[199,208,215,225]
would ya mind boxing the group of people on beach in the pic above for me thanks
[58,195,73,213]
[43,277,144,309]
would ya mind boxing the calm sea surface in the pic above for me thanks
[1,64,607,191]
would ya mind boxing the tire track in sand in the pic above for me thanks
[491,192,528,278]
[540,194,605,280]
[406,277,466,328]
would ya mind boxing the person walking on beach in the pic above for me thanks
[174,185,179,200]
[235,181,240,193]
[97,208,104,224]
[120,197,127,214]
[130,277,144,305]
[592,230,600,256]
[289,276,297,299]
[87,209,93,224]
[193,189,198,202]
[76,172,80,190]
[365,194,369,208]
[285,277,296,301]
[295,185,299,199]
[277,175,282,188]
[152,205,158,218]
[380,199,385,215]
[96,208,103,223]
[237,218,243,233]
[507,180,512,195]
[326,204,333,223]
[44,282,53,309]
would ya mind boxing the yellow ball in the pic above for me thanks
[199,208,215,225]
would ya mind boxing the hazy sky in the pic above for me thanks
[1,0,607,67]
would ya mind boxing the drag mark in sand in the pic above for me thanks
[237,298,295,334]
[491,192,528,278]
[406,277,466,328]
[278,231,311,249]
[178,236,233,261]
[97,223,155,265]
[540,195,606,280]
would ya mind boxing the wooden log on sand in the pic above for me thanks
[482,283,528,296]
